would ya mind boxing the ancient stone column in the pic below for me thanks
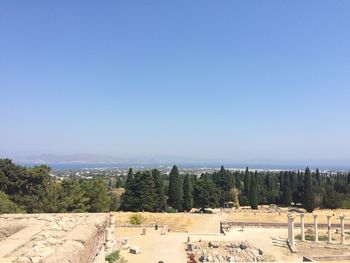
[287,215,291,244]
[340,215,346,245]
[313,215,319,243]
[327,215,332,244]
[290,216,295,249]
[300,213,305,242]
[287,215,295,250]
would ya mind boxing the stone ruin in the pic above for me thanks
[187,240,264,262]
[0,213,117,263]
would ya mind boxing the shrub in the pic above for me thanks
[129,213,144,225]
[295,234,334,241]
[341,198,350,209]
[105,251,127,263]
[165,207,178,213]
[0,192,25,214]
[105,251,119,263]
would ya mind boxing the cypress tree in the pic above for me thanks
[303,167,315,212]
[183,173,194,211]
[315,168,321,185]
[152,169,167,212]
[120,168,136,211]
[250,172,258,209]
[168,165,183,211]
[282,172,293,206]
[244,167,251,201]
[137,171,157,212]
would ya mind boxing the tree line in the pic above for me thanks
[120,165,350,213]
[0,159,115,213]
[1,158,350,214]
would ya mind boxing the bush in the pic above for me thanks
[129,213,144,225]
[105,251,119,263]
[165,207,178,213]
[295,234,334,241]
[341,198,350,209]
[0,192,24,214]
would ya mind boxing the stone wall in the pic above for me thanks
[0,213,112,263]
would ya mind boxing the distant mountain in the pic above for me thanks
[11,153,350,171]
[15,153,207,166]
[17,154,129,165]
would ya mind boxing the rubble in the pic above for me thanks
[189,241,264,262]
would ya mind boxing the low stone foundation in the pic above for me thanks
[0,213,115,263]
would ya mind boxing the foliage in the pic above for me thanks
[295,234,334,242]
[229,188,240,208]
[282,172,293,206]
[165,207,178,213]
[152,169,167,212]
[249,172,258,209]
[323,185,342,209]
[105,251,119,263]
[121,170,158,212]
[0,191,24,214]
[193,175,219,210]
[59,179,89,212]
[341,198,350,209]
[81,178,111,212]
[109,188,124,211]
[168,165,183,211]
[2,158,350,214]
[105,251,127,263]
[183,173,194,211]
[129,213,144,225]
[303,167,315,212]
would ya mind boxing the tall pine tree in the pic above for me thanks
[168,165,183,211]
[282,172,292,206]
[152,169,167,212]
[183,173,194,211]
[250,172,258,209]
[244,167,251,201]
[303,167,315,212]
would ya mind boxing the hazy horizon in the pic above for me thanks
[1,1,350,163]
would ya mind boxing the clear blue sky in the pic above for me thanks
[1,1,350,164]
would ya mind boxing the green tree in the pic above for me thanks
[135,171,157,211]
[60,179,89,212]
[82,178,111,212]
[303,167,315,212]
[249,172,258,209]
[244,167,251,200]
[42,181,63,213]
[193,175,219,210]
[183,173,194,211]
[315,168,321,184]
[323,184,342,209]
[109,189,124,211]
[152,169,167,212]
[120,168,137,211]
[0,191,24,214]
[168,165,183,211]
[282,172,293,206]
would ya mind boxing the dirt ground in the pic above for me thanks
[114,208,350,263]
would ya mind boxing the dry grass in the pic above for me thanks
[224,208,350,224]
[113,208,350,233]
[114,212,199,232]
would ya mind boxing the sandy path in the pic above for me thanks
[116,227,188,263]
